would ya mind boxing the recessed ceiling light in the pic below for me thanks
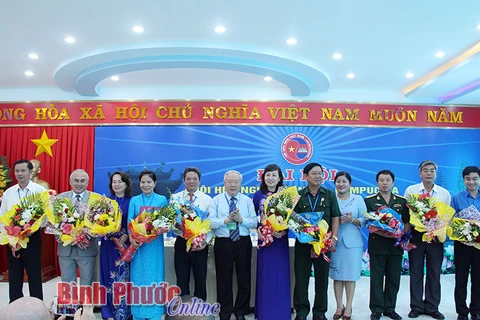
[435,51,445,58]
[69,100,74,102]
[64,36,76,44]
[25,101,31,103]
[286,38,297,45]
[405,72,414,78]
[185,99,190,101]
[346,73,355,79]
[264,76,272,81]
[111,76,120,81]
[132,25,144,33]
[28,53,39,60]
[332,53,343,60]
[24,71,34,76]
[216,99,221,101]
[297,100,302,102]
[214,26,226,33]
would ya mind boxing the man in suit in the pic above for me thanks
[57,169,98,286]
[0,159,46,303]
[365,170,410,320]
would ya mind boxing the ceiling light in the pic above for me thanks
[216,99,221,101]
[405,72,414,78]
[24,71,34,76]
[435,51,445,58]
[185,99,190,101]
[297,100,302,102]
[64,36,76,44]
[346,73,355,79]
[28,53,39,60]
[132,25,144,33]
[214,26,226,33]
[111,76,120,81]
[332,53,343,60]
[477,24,480,30]
[286,38,297,45]
[264,76,272,81]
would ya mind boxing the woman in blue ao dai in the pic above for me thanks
[128,170,168,320]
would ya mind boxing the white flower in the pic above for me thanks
[21,209,33,222]
[67,217,75,223]
[467,234,472,241]
[93,214,100,221]
[73,213,80,219]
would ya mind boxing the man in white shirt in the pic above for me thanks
[172,167,212,301]
[0,159,46,303]
[404,160,451,320]
[209,170,257,320]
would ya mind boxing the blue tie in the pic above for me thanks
[229,197,240,242]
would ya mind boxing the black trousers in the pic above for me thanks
[369,254,402,313]
[174,236,208,301]
[214,236,252,320]
[408,230,443,313]
[7,231,43,303]
[454,241,480,317]
[293,241,330,318]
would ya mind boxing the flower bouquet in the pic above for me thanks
[83,194,121,237]
[0,190,52,256]
[365,205,405,238]
[407,194,455,243]
[288,212,334,261]
[258,186,300,247]
[0,157,12,197]
[447,205,480,249]
[115,205,177,265]
[171,198,210,252]
[46,197,90,249]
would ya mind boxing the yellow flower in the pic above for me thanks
[99,214,109,221]
[387,213,392,218]
[474,231,479,237]
[19,221,25,226]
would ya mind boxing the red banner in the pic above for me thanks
[0,101,478,128]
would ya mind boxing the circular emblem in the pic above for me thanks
[281,133,313,165]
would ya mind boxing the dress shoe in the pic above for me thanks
[408,310,422,318]
[456,315,468,320]
[371,313,382,320]
[294,316,307,320]
[235,316,246,320]
[313,315,327,320]
[425,311,445,319]
[384,311,402,319]
[471,314,480,320]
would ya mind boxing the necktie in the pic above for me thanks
[229,197,240,242]
[75,194,81,202]
[188,193,195,204]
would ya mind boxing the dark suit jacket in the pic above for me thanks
[57,190,99,257]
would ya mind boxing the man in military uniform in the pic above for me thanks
[293,162,340,320]
[365,170,410,320]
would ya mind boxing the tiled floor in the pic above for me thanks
[0,274,459,319]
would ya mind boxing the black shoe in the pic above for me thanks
[408,310,422,318]
[457,315,468,320]
[426,311,445,319]
[384,311,402,319]
[371,313,382,320]
[471,314,480,320]
[235,316,246,320]
[313,316,327,320]
[294,316,307,320]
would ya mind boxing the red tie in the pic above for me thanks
[189,193,195,204]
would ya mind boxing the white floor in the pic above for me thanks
[0,275,460,320]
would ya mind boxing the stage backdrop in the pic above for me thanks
[94,125,480,275]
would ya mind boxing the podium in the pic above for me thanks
[0,230,58,282]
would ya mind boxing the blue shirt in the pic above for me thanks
[451,189,480,213]
[209,192,257,237]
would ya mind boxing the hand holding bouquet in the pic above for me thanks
[0,190,53,256]
[447,205,480,249]
[172,198,211,252]
[407,194,455,243]
[365,205,405,238]
[115,205,176,265]
[258,186,300,247]
[288,212,334,261]
[83,194,121,237]
[46,197,90,249]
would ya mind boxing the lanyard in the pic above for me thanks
[17,188,29,201]
[308,193,319,212]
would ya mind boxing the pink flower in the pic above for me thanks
[388,219,398,228]
[62,223,73,234]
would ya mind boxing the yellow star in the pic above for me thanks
[289,146,295,152]
[31,130,58,157]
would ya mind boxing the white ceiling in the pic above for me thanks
[1,0,480,104]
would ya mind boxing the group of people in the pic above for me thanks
[0,159,479,320]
